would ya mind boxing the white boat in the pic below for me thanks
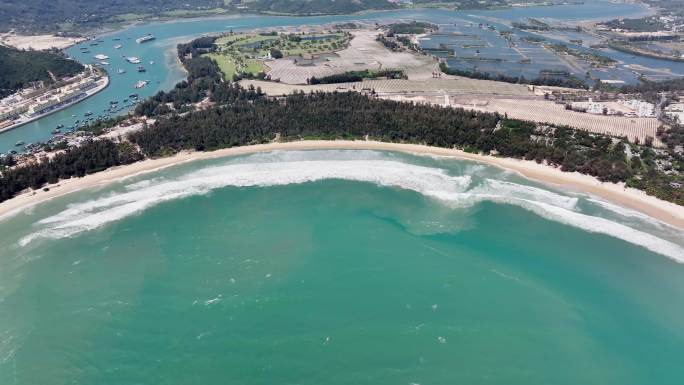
[114,44,122,49]
[94,54,109,60]
[117,68,126,74]
[135,35,155,44]
[100,61,110,65]
[126,56,141,64]
[134,80,149,89]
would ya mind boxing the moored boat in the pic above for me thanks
[135,34,156,44]
[134,80,149,89]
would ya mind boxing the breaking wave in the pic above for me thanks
[17,156,684,262]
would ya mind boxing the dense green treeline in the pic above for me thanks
[135,45,262,117]
[130,91,499,154]
[308,69,406,85]
[135,39,222,116]
[128,91,650,187]
[0,45,84,98]
[177,37,218,63]
[601,17,665,32]
[619,77,684,94]
[385,22,437,35]
[661,125,684,150]
[0,140,141,202]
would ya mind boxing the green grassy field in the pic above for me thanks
[205,53,239,79]
[206,32,350,79]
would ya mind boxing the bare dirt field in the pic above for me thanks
[452,98,663,146]
[0,33,84,50]
[266,30,437,84]
[241,77,534,96]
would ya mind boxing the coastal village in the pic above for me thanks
[0,65,108,134]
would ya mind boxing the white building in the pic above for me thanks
[586,100,604,114]
[622,99,655,117]
[0,104,29,120]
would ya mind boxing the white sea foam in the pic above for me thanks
[516,200,684,262]
[18,158,684,262]
[586,197,664,222]
[580,198,684,245]
[474,179,579,210]
[20,160,471,245]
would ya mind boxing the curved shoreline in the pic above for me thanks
[1,140,683,230]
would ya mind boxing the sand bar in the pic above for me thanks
[0,33,85,50]
[1,140,683,229]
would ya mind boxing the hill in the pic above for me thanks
[0,0,223,33]
[0,0,395,33]
[0,45,84,98]
[244,0,396,15]
[0,0,519,34]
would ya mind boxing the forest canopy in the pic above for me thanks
[0,45,84,98]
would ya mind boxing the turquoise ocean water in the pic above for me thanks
[1,150,683,384]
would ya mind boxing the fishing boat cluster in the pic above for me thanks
[80,33,155,86]
[1,34,158,157]
[4,92,142,156]
[0,66,108,135]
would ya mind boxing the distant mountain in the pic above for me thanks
[0,0,515,34]
[0,45,84,98]
[242,0,397,15]
[0,0,224,33]
[0,0,396,34]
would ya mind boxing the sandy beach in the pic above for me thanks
[1,140,683,229]
[0,33,85,50]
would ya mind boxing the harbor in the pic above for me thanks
[0,30,171,153]
[0,66,109,134]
